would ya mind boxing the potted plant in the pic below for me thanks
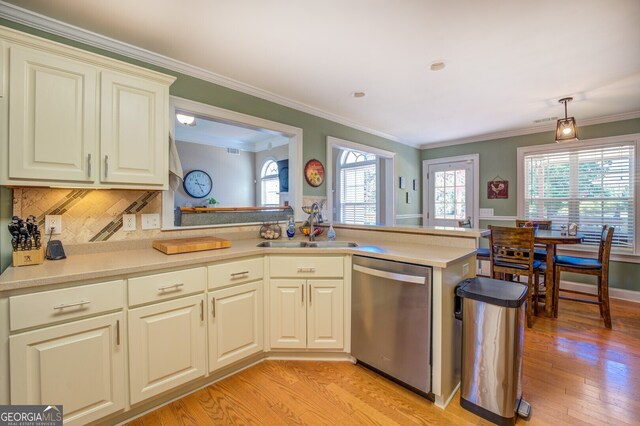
[206,197,219,207]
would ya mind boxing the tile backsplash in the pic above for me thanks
[12,188,163,244]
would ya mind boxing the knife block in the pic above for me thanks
[12,246,45,267]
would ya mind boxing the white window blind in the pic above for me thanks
[340,162,376,224]
[523,143,635,252]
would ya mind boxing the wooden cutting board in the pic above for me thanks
[152,236,232,254]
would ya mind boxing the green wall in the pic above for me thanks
[422,118,640,292]
[0,20,422,272]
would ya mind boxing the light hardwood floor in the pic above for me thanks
[127,298,640,425]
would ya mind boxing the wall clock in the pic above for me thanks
[183,170,212,198]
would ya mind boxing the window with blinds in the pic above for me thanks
[338,150,377,224]
[260,159,279,206]
[523,143,635,252]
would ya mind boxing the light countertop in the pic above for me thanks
[0,235,477,291]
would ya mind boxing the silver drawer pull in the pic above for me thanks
[230,271,249,279]
[87,153,92,178]
[53,300,91,310]
[297,267,316,273]
[158,283,184,292]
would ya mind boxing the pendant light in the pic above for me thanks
[555,97,578,143]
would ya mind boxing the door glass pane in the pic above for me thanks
[433,167,468,220]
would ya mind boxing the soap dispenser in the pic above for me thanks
[286,217,296,239]
[327,224,336,241]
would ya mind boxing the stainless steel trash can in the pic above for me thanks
[454,277,531,425]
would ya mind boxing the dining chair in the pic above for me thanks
[458,218,490,276]
[516,219,552,261]
[489,225,542,327]
[553,225,614,328]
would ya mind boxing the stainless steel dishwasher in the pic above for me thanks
[351,255,433,396]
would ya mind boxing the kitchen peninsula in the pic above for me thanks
[0,225,483,425]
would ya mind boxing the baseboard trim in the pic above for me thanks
[435,381,461,409]
[560,280,640,303]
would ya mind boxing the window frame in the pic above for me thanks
[517,133,640,262]
[260,158,280,207]
[326,136,396,226]
[336,149,379,224]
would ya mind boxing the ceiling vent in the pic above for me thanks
[227,147,240,156]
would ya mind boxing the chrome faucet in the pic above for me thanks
[308,202,320,241]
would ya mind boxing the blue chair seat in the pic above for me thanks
[534,248,547,261]
[476,248,490,258]
[554,255,602,269]
[494,259,543,270]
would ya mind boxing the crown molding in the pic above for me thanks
[420,111,640,150]
[0,1,405,145]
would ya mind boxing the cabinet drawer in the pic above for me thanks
[269,256,344,278]
[10,280,124,331]
[128,267,206,307]
[208,257,263,290]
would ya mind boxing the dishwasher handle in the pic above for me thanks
[353,264,427,285]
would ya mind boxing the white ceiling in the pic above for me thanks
[174,113,289,152]
[3,0,640,147]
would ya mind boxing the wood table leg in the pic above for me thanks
[545,243,556,317]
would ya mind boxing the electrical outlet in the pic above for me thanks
[45,215,62,235]
[141,213,160,230]
[122,214,136,231]
[462,263,469,276]
[479,208,494,218]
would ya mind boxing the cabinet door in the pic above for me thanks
[10,312,124,426]
[9,45,97,182]
[209,281,263,372]
[100,70,167,186]
[128,294,206,404]
[269,280,306,349]
[307,280,344,349]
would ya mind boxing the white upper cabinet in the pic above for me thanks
[0,27,175,189]
[100,71,167,185]
[8,45,98,182]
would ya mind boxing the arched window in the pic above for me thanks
[337,149,377,224]
[261,159,279,206]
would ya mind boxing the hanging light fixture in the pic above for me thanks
[176,113,196,126]
[555,97,578,143]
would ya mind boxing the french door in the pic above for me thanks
[424,156,477,227]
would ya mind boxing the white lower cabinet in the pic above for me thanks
[10,312,125,426]
[128,294,206,404]
[208,281,263,372]
[270,279,343,350]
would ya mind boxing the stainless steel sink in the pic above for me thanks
[256,241,308,248]
[306,241,358,248]
[256,241,358,248]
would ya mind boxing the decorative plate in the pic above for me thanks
[304,159,325,187]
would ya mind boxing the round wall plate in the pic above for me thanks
[304,159,325,187]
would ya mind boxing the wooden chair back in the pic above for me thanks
[598,225,615,267]
[489,225,536,274]
[516,219,552,230]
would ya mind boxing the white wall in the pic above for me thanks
[175,141,256,207]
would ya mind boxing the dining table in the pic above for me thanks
[483,229,583,317]
[533,230,583,317]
